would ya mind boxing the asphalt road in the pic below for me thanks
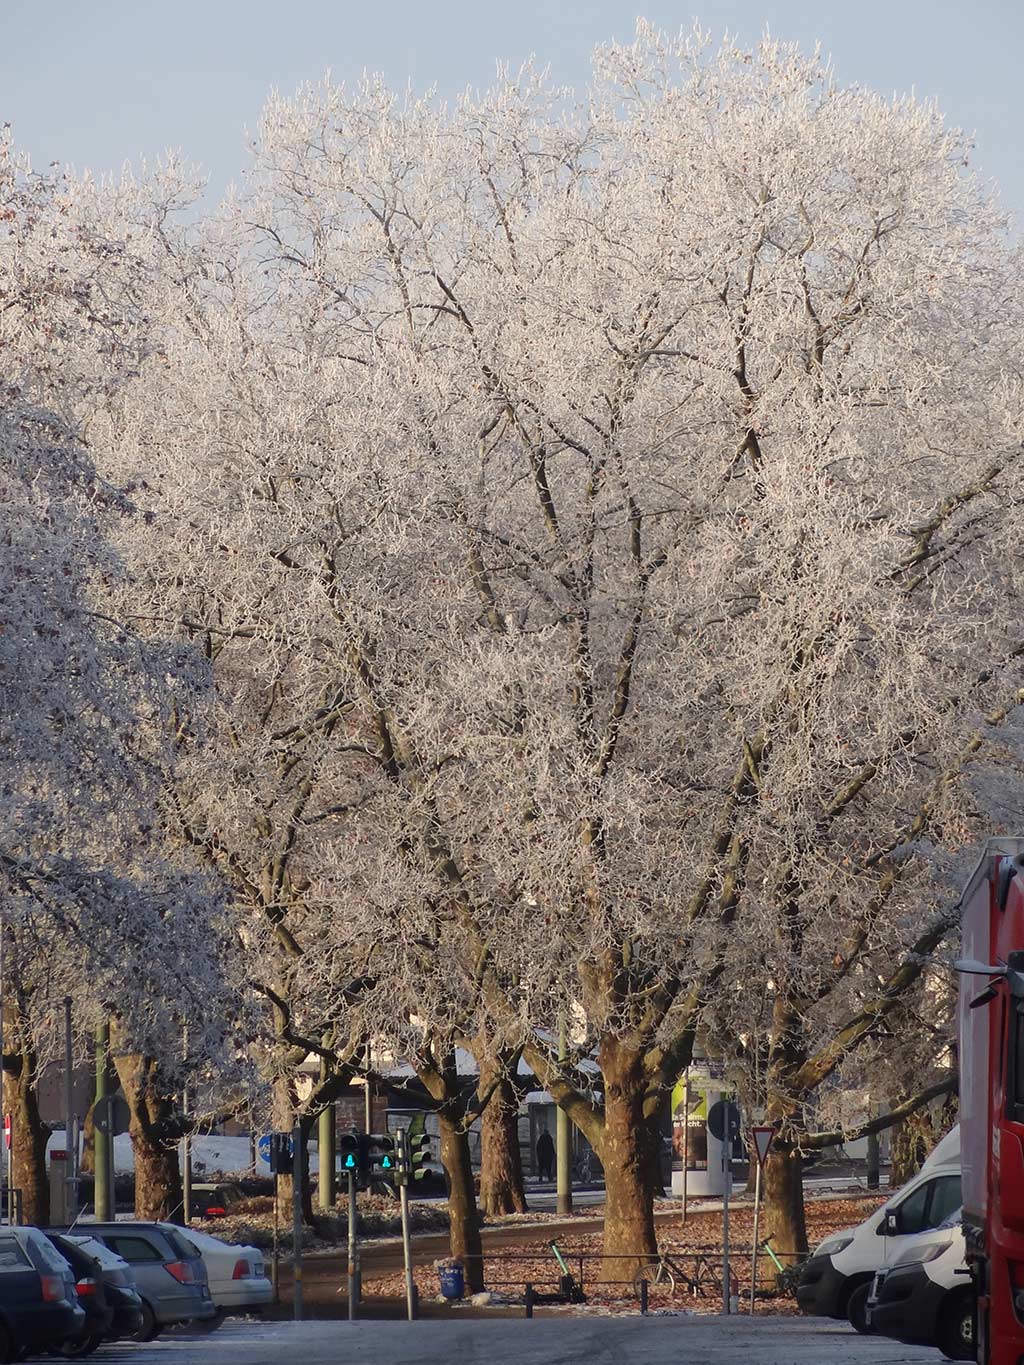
[85,1316,942,1364]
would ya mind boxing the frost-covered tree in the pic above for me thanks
[0,135,244,1220]
[95,24,1024,1266]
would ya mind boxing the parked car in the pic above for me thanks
[0,1225,85,1362]
[797,1124,961,1332]
[43,1233,114,1357]
[56,1233,145,1346]
[83,1221,217,1341]
[867,1212,975,1361]
[179,1226,273,1315]
[190,1183,244,1220]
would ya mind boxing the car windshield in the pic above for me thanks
[65,1236,129,1270]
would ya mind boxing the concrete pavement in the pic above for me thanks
[90,1315,941,1364]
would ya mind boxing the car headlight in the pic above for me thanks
[816,1234,854,1257]
[893,1238,950,1268]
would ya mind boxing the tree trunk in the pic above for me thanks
[889,1114,929,1187]
[114,1053,183,1221]
[760,1138,807,1260]
[438,1111,484,1293]
[271,1072,297,1225]
[597,1039,658,1279]
[6,1049,48,1226]
[79,1102,95,1176]
[762,1000,810,1259]
[477,1055,527,1216]
[131,1120,182,1221]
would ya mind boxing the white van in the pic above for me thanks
[868,1214,974,1361]
[796,1124,961,1332]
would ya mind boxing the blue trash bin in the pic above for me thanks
[438,1263,465,1299]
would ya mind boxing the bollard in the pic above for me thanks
[640,1278,648,1315]
[525,1283,534,1319]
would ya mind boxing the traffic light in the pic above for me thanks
[368,1133,396,1173]
[395,1118,431,1184]
[339,1131,367,1180]
[407,1116,431,1181]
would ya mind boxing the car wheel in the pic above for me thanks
[937,1289,976,1361]
[846,1281,876,1335]
[54,1331,103,1358]
[133,1301,161,1343]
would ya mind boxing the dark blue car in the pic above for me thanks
[0,1225,85,1361]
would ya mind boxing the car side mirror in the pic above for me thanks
[881,1212,899,1236]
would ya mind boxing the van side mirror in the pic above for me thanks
[880,1211,899,1236]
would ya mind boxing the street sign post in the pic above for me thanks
[748,1125,776,1313]
[707,1100,741,1313]
[395,1129,416,1321]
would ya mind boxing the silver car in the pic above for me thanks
[85,1222,216,1341]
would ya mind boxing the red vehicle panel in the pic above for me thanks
[958,839,1024,1365]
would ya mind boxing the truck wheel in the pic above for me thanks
[937,1289,976,1361]
[846,1281,876,1334]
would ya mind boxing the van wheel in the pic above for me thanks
[846,1281,876,1334]
[937,1289,976,1361]
[133,1301,162,1343]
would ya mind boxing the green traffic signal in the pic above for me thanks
[343,1152,357,1169]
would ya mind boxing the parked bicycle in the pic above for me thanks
[633,1247,729,1301]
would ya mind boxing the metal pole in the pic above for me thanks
[399,1176,415,1319]
[0,916,6,1228]
[681,1074,689,1225]
[722,1136,731,1314]
[181,1024,191,1223]
[292,1123,303,1320]
[318,1060,336,1213]
[347,1169,358,1321]
[363,1042,372,1134]
[749,1158,762,1315]
[271,1172,279,1302]
[63,997,75,1222]
[556,1015,572,1216]
[94,1022,111,1221]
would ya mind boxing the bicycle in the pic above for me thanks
[571,1149,595,1183]
[759,1235,803,1298]
[633,1248,728,1301]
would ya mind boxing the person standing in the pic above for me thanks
[536,1129,555,1182]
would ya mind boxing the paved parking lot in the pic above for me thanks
[91,1315,942,1363]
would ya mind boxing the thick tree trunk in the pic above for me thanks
[6,1049,48,1226]
[114,1053,183,1221]
[598,1039,658,1279]
[762,999,810,1259]
[761,1137,807,1259]
[79,1102,95,1176]
[438,1112,484,1293]
[477,1055,527,1216]
[131,1121,182,1221]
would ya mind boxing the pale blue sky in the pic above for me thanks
[5,0,1022,219]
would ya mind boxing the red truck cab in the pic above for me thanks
[958,839,1024,1365]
